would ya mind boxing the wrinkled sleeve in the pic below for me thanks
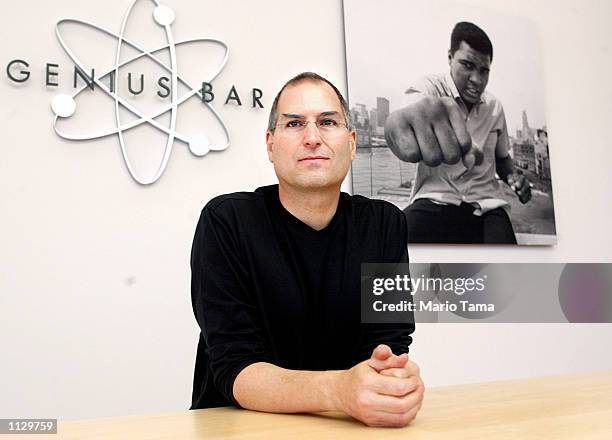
[358,206,415,359]
[191,206,273,407]
[495,105,511,159]
[401,76,445,109]
[405,76,444,97]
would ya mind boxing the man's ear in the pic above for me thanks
[349,129,357,160]
[266,131,274,163]
[448,49,452,66]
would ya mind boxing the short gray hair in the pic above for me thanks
[267,72,353,132]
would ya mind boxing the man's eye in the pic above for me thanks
[319,119,339,127]
[286,120,304,128]
[460,61,474,70]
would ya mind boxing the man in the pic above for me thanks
[385,22,531,244]
[190,72,424,427]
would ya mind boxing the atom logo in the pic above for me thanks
[51,0,230,185]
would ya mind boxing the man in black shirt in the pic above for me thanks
[190,72,424,427]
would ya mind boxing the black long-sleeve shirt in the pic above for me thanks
[190,184,414,409]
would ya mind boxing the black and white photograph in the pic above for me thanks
[343,0,557,245]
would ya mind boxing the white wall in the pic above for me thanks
[1,0,611,421]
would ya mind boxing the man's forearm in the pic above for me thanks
[495,155,514,184]
[233,362,343,413]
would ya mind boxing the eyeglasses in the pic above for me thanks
[275,117,350,139]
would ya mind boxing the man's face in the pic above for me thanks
[266,80,356,191]
[448,41,491,104]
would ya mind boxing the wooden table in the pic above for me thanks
[45,371,612,439]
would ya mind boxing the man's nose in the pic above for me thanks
[469,71,484,86]
[303,122,322,148]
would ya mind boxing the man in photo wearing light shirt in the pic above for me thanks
[385,21,531,244]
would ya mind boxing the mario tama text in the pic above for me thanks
[360,266,496,323]
[373,274,492,313]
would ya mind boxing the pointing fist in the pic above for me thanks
[385,95,483,170]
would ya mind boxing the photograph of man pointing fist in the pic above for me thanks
[386,22,530,244]
[344,2,557,245]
